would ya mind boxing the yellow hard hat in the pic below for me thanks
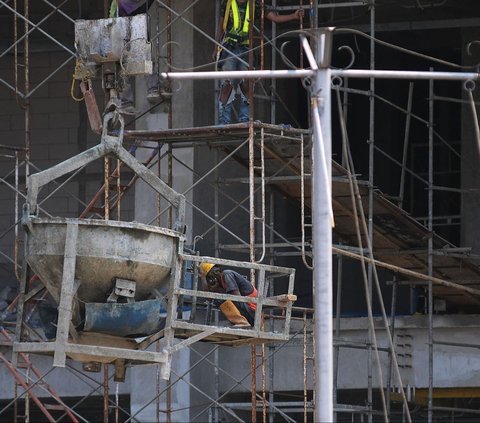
[199,262,215,276]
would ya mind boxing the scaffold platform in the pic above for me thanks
[126,122,480,307]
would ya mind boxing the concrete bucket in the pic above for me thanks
[25,217,180,305]
[14,112,187,375]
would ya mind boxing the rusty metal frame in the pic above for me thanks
[177,254,296,342]
[24,113,186,233]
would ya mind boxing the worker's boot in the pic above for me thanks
[219,300,251,328]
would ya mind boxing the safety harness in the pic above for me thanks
[223,0,254,46]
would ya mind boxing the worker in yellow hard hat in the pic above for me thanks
[213,0,304,124]
[199,262,257,328]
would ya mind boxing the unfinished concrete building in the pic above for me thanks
[2,1,480,422]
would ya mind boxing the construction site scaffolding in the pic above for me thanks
[2,1,480,422]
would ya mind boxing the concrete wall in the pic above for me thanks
[212,314,480,394]
[336,314,480,391]
[129,348,190,422]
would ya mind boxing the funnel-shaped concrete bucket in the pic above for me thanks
[23,112,186,306]
[26,217,180,304]
[15,113,186,374]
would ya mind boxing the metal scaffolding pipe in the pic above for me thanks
[312,53,333,423]
[427,70,434,423]
[333,69,480,80]
[367,5,376,420]
[161,70,315,80]
[332,246,480,297]
[162,69,480,82]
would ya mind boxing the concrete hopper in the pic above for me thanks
[14,112,187,377]
[25,217,181,306]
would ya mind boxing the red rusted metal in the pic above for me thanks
[80,81,102,134]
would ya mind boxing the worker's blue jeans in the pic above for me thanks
[217,44,250,125]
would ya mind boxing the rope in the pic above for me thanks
[70,59,92,102]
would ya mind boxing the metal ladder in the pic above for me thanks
[0,327,79,423]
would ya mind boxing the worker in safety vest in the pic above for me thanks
[213,0,304,125]
[109,0,170,113]
[199,262,258,328]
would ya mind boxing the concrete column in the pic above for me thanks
[131,2,194,421]
[130,348,190,422]
[134,0,194,237]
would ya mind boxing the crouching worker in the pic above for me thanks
[199,262,257,328]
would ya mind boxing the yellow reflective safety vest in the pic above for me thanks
[223,0,255,46]
[109,0,118,18]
